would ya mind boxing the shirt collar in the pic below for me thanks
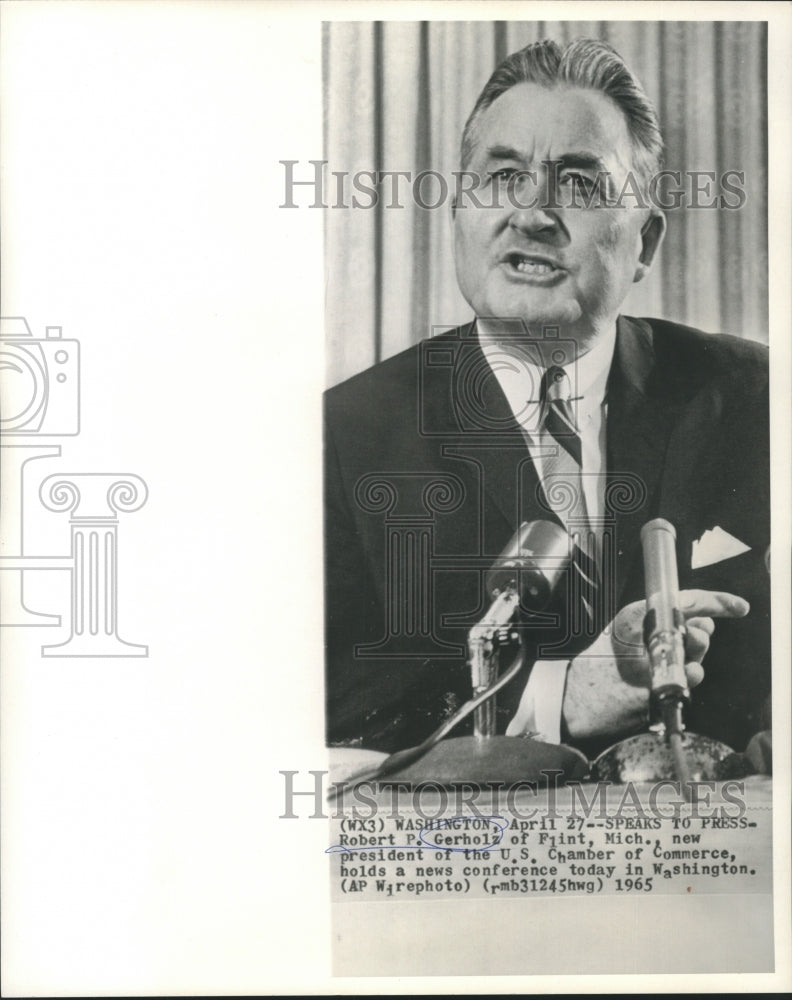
[568,325,616,413]
[477,319,616,430]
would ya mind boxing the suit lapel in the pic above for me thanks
[606,316,684,605]
[426,318,687,599]
[418,323,550,537]
[448,324,562,549]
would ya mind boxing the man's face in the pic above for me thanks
[453,82,660,345]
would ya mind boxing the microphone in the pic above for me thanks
[485,519,571,612]
[327,517,588,793]
[594,517,742,789]
[472,519,572,738]
[640,518,689,731]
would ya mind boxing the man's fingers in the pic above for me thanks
[684,622,712,663]
[686,616,715,636]
[684,660,705,688]
[679,590,749,619]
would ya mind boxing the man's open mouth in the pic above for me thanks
[503,252,563,277]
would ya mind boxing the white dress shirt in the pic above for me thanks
[477,320,616,743]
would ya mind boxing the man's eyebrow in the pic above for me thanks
[484,145,528,163]
[552,152,608,173]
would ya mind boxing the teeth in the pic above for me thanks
[513,258,555,274]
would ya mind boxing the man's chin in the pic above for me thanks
[483,303,584,331]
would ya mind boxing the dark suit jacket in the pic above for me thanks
[324,317,770,757]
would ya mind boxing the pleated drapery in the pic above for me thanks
[323,21,767,388]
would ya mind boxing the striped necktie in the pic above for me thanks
[543,365,582,465]
[541,365,589,538]
[540,366,601,632]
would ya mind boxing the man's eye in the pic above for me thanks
[560,171,596,191]
[490,168,520,184]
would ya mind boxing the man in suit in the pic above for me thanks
[324,39,770,760]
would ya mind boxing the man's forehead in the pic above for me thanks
[470,81,634,169]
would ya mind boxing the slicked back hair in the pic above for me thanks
[461,38,664,189]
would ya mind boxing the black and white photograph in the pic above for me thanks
[1,1,790,995]
[322,11,783,982]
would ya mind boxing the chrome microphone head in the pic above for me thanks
[640,518,690,719]
[485,520,571,611]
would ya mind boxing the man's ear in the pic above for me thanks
[633,210,666,283]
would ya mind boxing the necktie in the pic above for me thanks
[543,365,582,466]
[540,366,600,632]
[540,366,589,541]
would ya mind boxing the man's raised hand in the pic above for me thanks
[562,590,749,741]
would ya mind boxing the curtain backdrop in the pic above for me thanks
[323,20,767,387]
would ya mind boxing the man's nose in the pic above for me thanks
[507,174,560,235]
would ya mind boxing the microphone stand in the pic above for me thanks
[328,522,589,800]
[468,587,521,739]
